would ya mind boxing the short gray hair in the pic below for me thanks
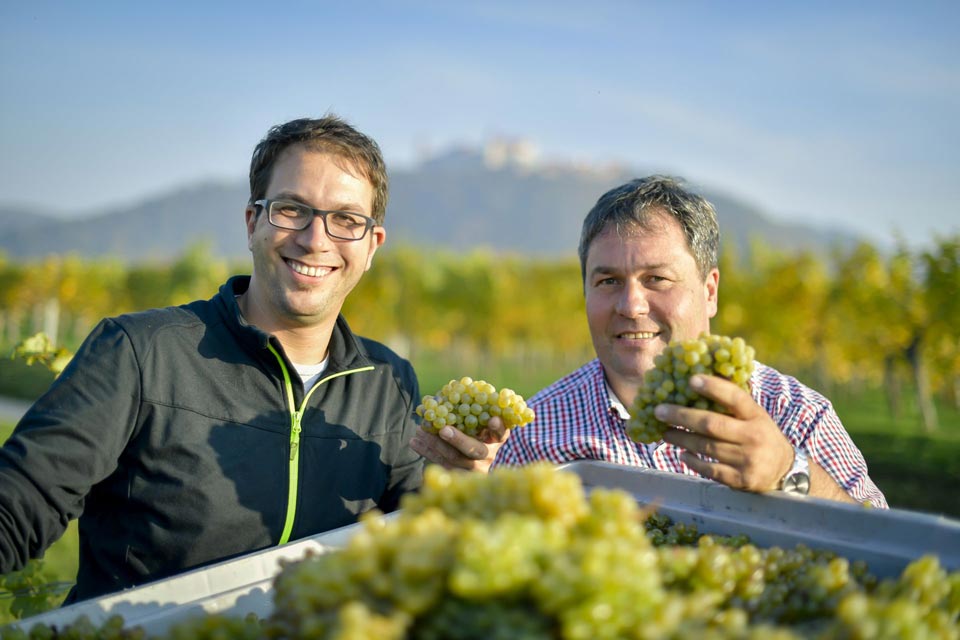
[578,175,720,281]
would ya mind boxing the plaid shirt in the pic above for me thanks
[494,358,887,508]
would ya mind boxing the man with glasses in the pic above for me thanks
[0,116,424,602]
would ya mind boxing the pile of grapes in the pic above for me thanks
[627,333,757,444]
[4,466,959,639]
[415,377,535,437]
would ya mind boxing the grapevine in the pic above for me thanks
[415,377,535,437]
[10,332,73,378]
[627,333,756,444]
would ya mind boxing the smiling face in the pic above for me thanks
[584,210,719,406]
[243,144,385,333]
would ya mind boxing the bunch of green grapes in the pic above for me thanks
[7,465,960,640]
[263,465,959,640]
[627,333,757,444]
[415,377,535,437]
[164,612,264,640]
[1,614,146,639]
[403,461,588,527]
[265,464,663,640]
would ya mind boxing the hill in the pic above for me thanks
[0,206,62,234]
[0,145,861,262]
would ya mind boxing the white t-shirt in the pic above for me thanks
[292,357,329,391]
[235,295,329,390]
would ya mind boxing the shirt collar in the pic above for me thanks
[604,378,632,420]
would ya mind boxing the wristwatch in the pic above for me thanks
[779,446,811,495]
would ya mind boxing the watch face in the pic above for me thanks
[783,473,811,495]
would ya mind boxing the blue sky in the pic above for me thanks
[2,0,957,247]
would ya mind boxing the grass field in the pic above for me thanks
[1,387,957,624]
[829,388,960,518]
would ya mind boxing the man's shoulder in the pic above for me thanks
[355,336,415,374]
[497,360,608,465]
[110,297,217,334]
[357,336,410,366]
[529,360,602,409]
[95,291,233,362]
[114,277,236,331]
[752,361,834,417]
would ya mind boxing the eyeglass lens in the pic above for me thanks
[269,201,369,240]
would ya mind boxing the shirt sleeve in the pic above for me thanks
[758,366,888,508]
[493,411,568,468]
[803,402,888,508]
[0,318,142,572]
[493,429,525,467]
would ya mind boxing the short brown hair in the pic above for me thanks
[248,115,389,224]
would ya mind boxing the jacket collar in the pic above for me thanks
[215,276,372,373]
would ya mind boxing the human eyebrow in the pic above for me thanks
[588,266,622,284]
[589,263,677,282]
[271,192,368,214]
[589,263,622,277]
[270,192,310,205]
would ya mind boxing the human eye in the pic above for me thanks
[593,275,620,287]
[328,211,367,229]
[644,273,671,287]
[273,201,310,219]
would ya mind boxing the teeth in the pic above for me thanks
[621,332,657,339]
[288,260,332,278]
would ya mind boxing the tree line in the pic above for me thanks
[1,236,957,430]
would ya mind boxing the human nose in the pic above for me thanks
[296,213,335,250]
[615,281,649,318]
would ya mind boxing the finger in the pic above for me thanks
[438,426,490,460]
[680,451,727,484]
[686,375,764,419]
[410,428,474,470]
[682,451,781,492]
[409,429,446,464]
[655,403,734,442]
[480,416,507,442]
[663,428,744,466]
[680,451,747,490]
[409,427,437,458]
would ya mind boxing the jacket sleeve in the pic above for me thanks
[377,358,424,513]
[0,318,142,572]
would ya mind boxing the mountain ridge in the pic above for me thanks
[0,147,862,262]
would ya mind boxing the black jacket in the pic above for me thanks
[0,276,424,602]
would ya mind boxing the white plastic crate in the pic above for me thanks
[560,460,960,577]
[2,516,390,636]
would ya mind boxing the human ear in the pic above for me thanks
[365,226,386,271]
[244,205,259,250]
[705,268,720,318]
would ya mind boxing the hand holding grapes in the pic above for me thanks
[410,417,508,473]
[656,374,795,493]
[410,377,534,473]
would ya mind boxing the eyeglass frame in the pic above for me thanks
[253,198,378,241]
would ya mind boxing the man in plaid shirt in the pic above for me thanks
[412,176,885,507]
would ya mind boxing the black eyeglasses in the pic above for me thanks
[254,199,377,241]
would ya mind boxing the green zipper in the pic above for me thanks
[267,343,374,545]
